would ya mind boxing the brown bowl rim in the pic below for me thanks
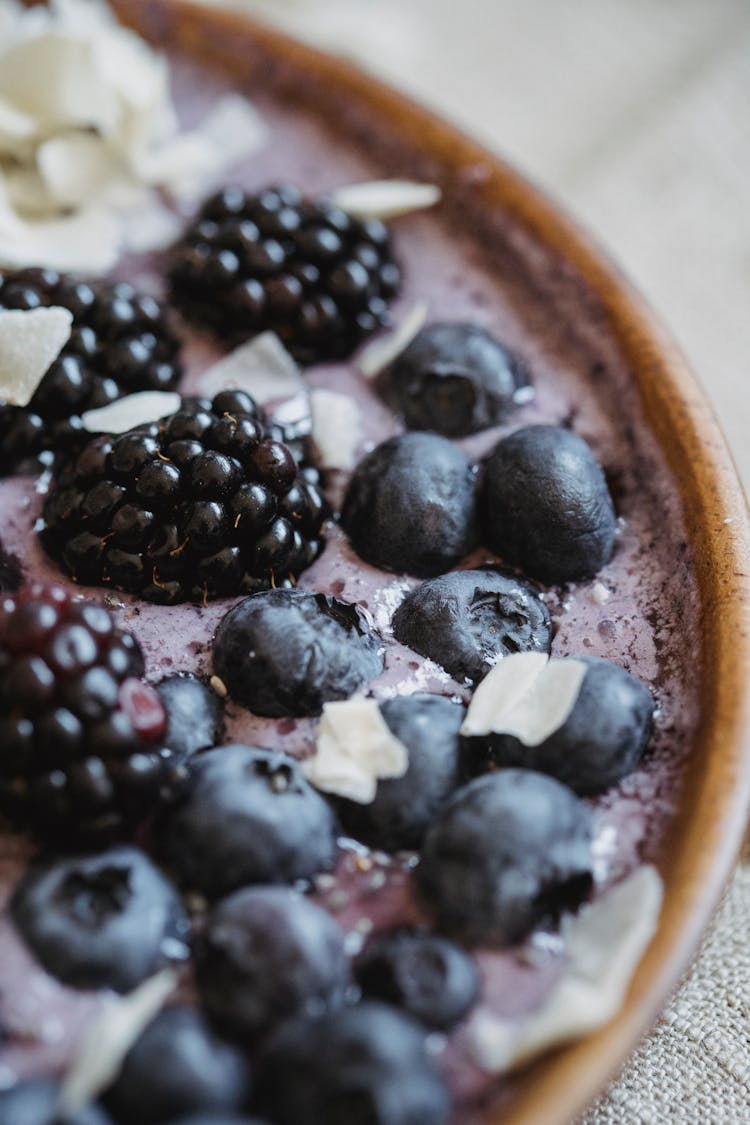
[114,3,750,1120]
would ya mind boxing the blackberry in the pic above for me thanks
[40,391,327,603]
[0,584,174,838]
[169,184,401,364]
[0,268,181,476]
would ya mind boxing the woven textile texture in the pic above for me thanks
[581,862,750,1124]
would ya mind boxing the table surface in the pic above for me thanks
[219,2,750,1119]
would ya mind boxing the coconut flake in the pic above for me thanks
[0,189,122,272]
[0,306,73,406]
[81,390,181,434]
[196,332,305,405]
[591,581,611,605]
[460,652,587,746]
[303,697,409,803]
[135,94,269,200]
[0,1,268,271]
[56,968,177,1116]
[329,180,441,222]
[0,96,35,153]
[309,388,362,471]
[358,301,429,379]
[468,866,663,1072]
[36,131,118,209]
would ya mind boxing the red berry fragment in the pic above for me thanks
[118,679,167,743]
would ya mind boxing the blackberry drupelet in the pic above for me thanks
[0,268,181,476]
[0,584,173,838]
[168,184,401,364]
[40,390,327,603]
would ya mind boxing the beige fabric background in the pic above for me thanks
[216,2,750,1119]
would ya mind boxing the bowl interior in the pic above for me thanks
[110,3,750,1120]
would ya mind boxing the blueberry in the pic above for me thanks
[197,885,350,1040]
[156,674,224,758]
[417,770,592,945]
[340,432,479,577]
[0,1079,111,1125]
[355,930,478,1030]
[386,322,530,436]
[462,656,654,794]
[482,425,617,584]
[391,568,551,684]
[103,1006,251,1124]
[10,846,189,992]
[158,745,337,896]
[213,590,382,718]
[256,1002,450,1125]
[337,694,465,850]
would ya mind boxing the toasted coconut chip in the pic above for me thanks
[358,301,429,379]
[329,180,442,221]
[0,306,73,407]
[82,391,182,434]
[461,652,587,746]
[196,331,305,405]
[304,697,409,803]
[309,388,362,471]
[467,867,663,1072]
[56,969,177,1117]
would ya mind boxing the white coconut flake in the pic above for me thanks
[460,652,587,746]
[303,697,409,803]
[0,96,35,153]
[0,306,73,406]
[135,94,269,200]
[0,0,268,271]
[56,969,177,1116]
[81,391,181,434]
[121,196,184,254]
[329,180,441,222]
[196,332,305,405]
[37,131,118,209]
[591,581,611,605]
[309,388,362,471]
[358,301,429,379]
[468,866,663,1072]
[0,194,122,272]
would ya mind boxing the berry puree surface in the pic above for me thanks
[0,48,701,1121]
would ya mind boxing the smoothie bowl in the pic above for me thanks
[0,2,749,1124]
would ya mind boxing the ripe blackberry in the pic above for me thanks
[0,268,181,476]
[168,184,401,364]
[40,390,328,604]
[0,584,173,839]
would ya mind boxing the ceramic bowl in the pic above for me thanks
[111,4,750,1120]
